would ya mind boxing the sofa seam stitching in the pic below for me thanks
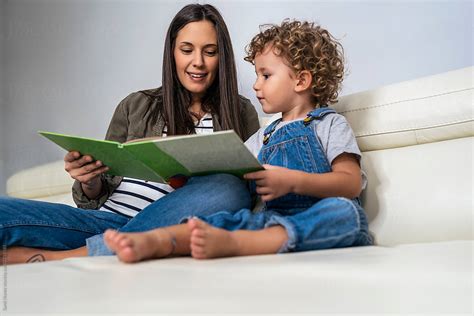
[338,87,473,114]
[354,118,474,137]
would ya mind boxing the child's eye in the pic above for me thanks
[263,74,270,80]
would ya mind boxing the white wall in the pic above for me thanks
[1,0,473,195]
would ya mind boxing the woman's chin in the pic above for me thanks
[184,85,209,98]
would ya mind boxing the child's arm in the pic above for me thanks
[244,153,362,202]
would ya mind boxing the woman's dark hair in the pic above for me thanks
[160,4,245,138]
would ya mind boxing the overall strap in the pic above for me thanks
[262,117,283,145]
[262,107,336,145]
[303,107,336,126]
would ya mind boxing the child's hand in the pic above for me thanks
[244,164,298,202]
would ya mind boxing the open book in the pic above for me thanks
[39,130,263,183]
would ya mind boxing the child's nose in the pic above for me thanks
[253,80,260,91]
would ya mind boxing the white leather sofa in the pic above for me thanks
[4,67,473,314]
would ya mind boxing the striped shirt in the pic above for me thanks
[99,113,214,218]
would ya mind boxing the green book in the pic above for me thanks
[39,130,263,183]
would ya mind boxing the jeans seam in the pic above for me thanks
[0,221,103,235]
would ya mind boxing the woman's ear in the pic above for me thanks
[294,70,313,92]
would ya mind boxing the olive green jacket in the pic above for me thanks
[72,88,260,209]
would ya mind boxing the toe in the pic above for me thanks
[187,217,200,230]
[191,227,206,239]
[190,234,205,247]
[118,236,133,248]
[192,217,207,229]
[191,247,206,259]
[104,230,117,241]
[118,247,138,263]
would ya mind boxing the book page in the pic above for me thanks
[153,131,263,177]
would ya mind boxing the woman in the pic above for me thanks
[0,4,259,264]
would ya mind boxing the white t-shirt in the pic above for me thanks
[99,114,213,218]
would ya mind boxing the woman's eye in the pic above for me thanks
[205,51,217,56]
[180,49,192,54]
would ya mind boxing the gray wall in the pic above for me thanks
[0,0,5,195]
[1,0,473,195]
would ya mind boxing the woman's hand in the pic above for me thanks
[64,151,109,197]
[244,164,299,202]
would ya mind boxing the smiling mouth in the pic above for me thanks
[187,72,208,79]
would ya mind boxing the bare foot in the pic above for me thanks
[104,229,175,263]
[188,218,239,259]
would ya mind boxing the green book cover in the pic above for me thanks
[39,130,263,183]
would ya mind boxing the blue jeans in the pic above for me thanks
[0,174,251,255]
[195,197,372,253]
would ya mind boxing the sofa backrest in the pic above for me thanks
[334,67,473,246]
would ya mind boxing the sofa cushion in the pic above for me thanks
[6,240,472,313]
[362,136,473,245]
[334,67,473,151]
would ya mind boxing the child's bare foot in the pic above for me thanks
[188,218,239,259]
[104,229,175,263]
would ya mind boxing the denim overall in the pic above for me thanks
[199,108,373,252]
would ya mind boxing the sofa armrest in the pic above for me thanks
[6,160,75,206]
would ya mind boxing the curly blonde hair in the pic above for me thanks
[245,20,345,107]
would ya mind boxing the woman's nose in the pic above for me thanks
[192,53,204,67]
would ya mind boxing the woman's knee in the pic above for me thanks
[190,173,244,189]
[187,174,250,206]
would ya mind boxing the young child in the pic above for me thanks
[104,20,373,262]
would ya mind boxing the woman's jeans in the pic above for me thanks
[0,174,251,255]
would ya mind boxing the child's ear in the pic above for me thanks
[294,70,313,92]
